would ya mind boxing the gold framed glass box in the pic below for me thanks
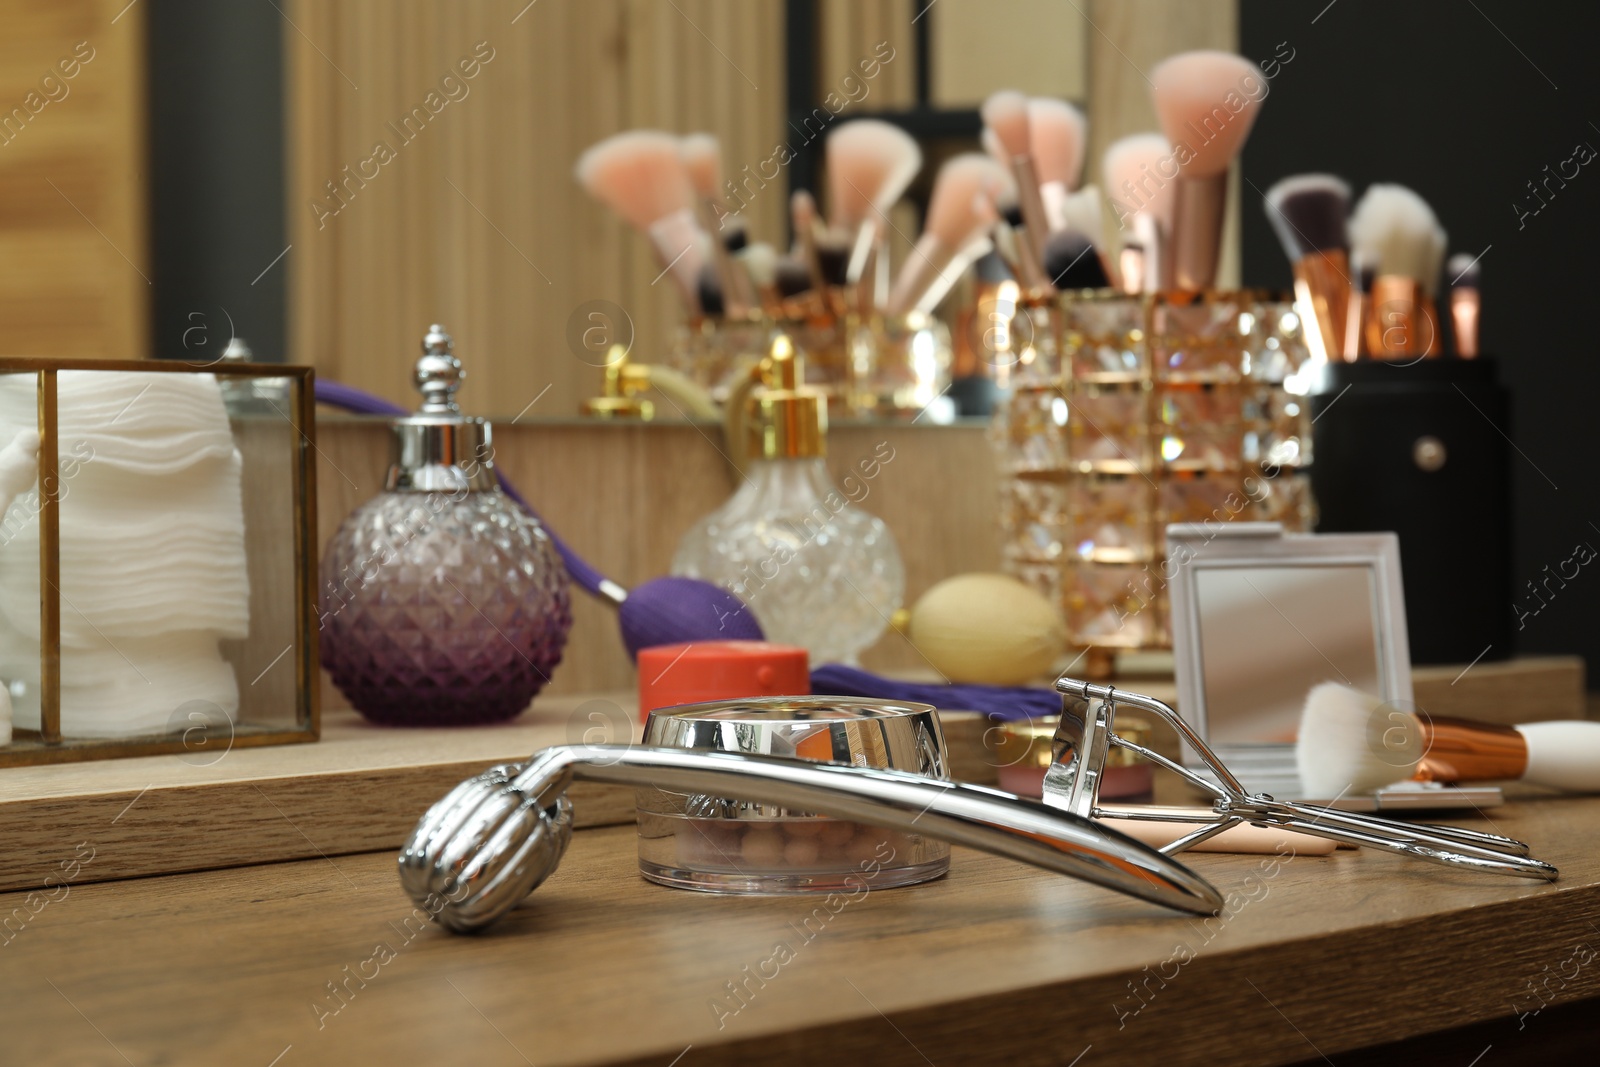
[0,359,319,766]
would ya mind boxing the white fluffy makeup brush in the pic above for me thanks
[1150,51,1267,291]
[576,131,707,315]
[1264,174,1352,362]
[1104,133,1176,294]
[1028,98,1087,230]
[680,133,752,317]
[982,91,1053,270]
[825,119,922,285]
[1349,184,1447,358]
[1297,682,1600,797]
[1446,252,1480,358]
[887,154,1003,317]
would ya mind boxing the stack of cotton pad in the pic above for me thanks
[0,371,249,738]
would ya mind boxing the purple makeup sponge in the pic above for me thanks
[619,575,764,660]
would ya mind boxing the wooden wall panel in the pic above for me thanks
[928,0,1087,107]
[817,0,916,112]
[0,0,146,359]
[287,0,786,420]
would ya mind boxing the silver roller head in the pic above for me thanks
[398,761,574,933]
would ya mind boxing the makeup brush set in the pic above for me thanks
[576,122,952,416]
[1261,173,1512,664]
[989,51,1318,662]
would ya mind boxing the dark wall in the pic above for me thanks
[148,0,286,363]
[1241,0,1600,686]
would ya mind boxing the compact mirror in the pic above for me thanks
[1167,522,1412,799]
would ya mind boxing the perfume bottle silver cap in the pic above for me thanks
[388,324,497,493]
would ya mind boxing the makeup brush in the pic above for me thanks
[887,154,1003,317]
[1042,230,1111,291]
[1028,98,1087,230]
[982,91,1053,269]
[1342,251,1374,360]
[681,133,752,317]
[1103,133,1176,294]
[825,119,922,286]
[985,167,1051,293]
[1264,174,1352,362]
[1349,184,1446,359]
[774,254,815,304]
[738,241,784,317]
[1060,184,1115,283]
[1149,51,1267,291]
[789,189,828,294]
[1297,682,1600,797]
[576,131,706,315]
[1447,252,1480,358]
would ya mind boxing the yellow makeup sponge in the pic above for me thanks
[907,573,1065,686]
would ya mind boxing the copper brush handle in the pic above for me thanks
[1365,277,1443,359]
[1342,285,1367,360]
[1415,716,1530,783]
[1292,250,1350,362]
[1451,288,1481,357]
[1168,174,1227,291]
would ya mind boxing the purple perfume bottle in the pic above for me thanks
[320,325,571,725]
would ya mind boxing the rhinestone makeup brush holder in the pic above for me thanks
[993,291,1316,668]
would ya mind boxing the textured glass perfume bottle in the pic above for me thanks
[320,326,571,724]
[672,338,903,664]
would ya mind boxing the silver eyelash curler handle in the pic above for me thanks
[399,744,1225,932]
[1049,676,1559,882]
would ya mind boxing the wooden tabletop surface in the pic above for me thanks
[3,792,1599,1066]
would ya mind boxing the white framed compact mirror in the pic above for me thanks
[1167,522,1416,801]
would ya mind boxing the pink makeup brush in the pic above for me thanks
[680,133,753,317]
[1103,133,1176,293]
[576,131,707,315]
[887,154,1004,317]
[1027,98,1088,231]
[1149,51,1268,291]
[825,119,922,286]
[982,91,1053,270]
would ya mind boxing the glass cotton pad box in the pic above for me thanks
[638,697,951,893]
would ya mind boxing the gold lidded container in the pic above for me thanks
[637,696,951,893]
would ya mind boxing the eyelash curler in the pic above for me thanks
[1047,676,1558,881]
[399,744,1225,932]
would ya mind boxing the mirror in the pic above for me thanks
[114,0,1238,422]
[1168,522,1412,796]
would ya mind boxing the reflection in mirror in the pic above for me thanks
[1194,565,1381,745]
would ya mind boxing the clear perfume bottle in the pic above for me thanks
[319,325,571,724]
[671,337,903,664]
